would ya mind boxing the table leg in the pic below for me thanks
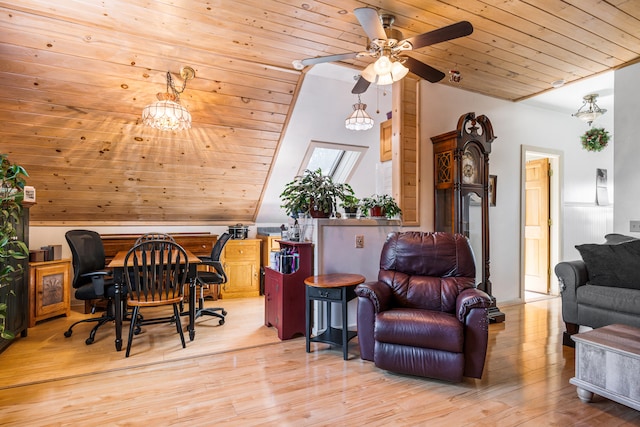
[342,294,348,360]
[114,281,122,352]
[306,287,311,353]
[188,277,196,341]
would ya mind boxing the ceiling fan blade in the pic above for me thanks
[354,7,387,41]
[351,76,371,94]
[404,21,473,50]
[403,57,446,83]
[300,52,360,67]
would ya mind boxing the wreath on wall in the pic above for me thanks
[580,127,610,152]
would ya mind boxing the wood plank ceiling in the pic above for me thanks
[1,0,638,224]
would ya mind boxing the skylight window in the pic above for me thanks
[298,141,367,183]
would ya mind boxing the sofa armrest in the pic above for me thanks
[456,288,492,322]
[355,281,392,313]
[554,260,588,296]
[555,260,588,328]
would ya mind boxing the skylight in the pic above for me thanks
[298,141,367,183]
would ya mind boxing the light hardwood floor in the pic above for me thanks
[1,296,639,426]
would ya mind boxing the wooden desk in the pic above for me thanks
[304,273,365,360]
[108,249,201,352]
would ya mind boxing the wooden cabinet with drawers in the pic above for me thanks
[257,234,281,268]
[220,239,261,298]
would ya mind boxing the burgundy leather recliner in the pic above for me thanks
[355,231,492,382]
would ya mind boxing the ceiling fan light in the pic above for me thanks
[390,61,409,81]
[345,101,374,131]
[373,55,392,75]
[377,72,394,86]
[362,63,377,83]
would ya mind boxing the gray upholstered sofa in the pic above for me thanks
[555,233,640,346]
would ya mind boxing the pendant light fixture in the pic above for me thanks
[572,93,607,126]
[345,95,374,131]
[142,66,195,131]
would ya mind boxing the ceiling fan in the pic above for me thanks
[292,7,473,94]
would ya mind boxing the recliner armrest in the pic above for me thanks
[355,281,392,313]
[456,288,492,321]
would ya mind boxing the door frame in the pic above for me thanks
[520,145,564,301]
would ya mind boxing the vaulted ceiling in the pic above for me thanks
[1,0,638,224]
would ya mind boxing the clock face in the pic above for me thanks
[461,151,476,184]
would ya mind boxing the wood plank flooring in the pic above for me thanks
[1,296,639,426]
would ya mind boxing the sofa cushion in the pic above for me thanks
[577,284,640,315]
[604,233,638,244]
[576,239,640,290]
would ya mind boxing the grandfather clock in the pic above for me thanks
[431,112,504,323]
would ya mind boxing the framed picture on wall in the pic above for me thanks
[489,175,497,207]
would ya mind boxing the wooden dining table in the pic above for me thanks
[107,249,201,351]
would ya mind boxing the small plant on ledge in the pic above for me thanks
[360,194,402,219]
[280,168,355,218]
[340,195,360,218]
[580,127,610,152]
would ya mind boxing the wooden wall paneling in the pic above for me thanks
[391,75,420,226]
[0,0,637,225]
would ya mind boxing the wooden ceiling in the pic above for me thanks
[1,0,638,224]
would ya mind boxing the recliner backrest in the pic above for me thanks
[65,229,107,289]
[378,231,476,312]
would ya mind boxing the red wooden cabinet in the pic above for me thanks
[264,241,313,340]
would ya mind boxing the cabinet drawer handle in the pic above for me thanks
[319,291,329,298]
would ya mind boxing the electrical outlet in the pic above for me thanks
[355,235,364,248]
[631,221,640,232]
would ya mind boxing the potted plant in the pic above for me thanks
[280,168,355,218]
[340,195,360,218]
[360,194,402,219]
[0,154,29,340]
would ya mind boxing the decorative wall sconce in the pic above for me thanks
[572,93,607,126]
[345,95,374,130]
[142,66,195,131]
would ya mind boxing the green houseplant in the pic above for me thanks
[0,154,29,340]
[340,195,360,218]
[280,168,355,218]
[360,194,402,219]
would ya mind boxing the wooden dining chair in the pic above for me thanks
[123,239,189,357]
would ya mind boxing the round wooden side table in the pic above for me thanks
[304,273,365,360]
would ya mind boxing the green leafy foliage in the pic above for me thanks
[580,127,610,152]
[280,168,355,217]
[360,194,402,219]
[1,153,29,341]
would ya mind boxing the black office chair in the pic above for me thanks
[123,239,189,357]
[194,232,232,325]
[64,230,115,345]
